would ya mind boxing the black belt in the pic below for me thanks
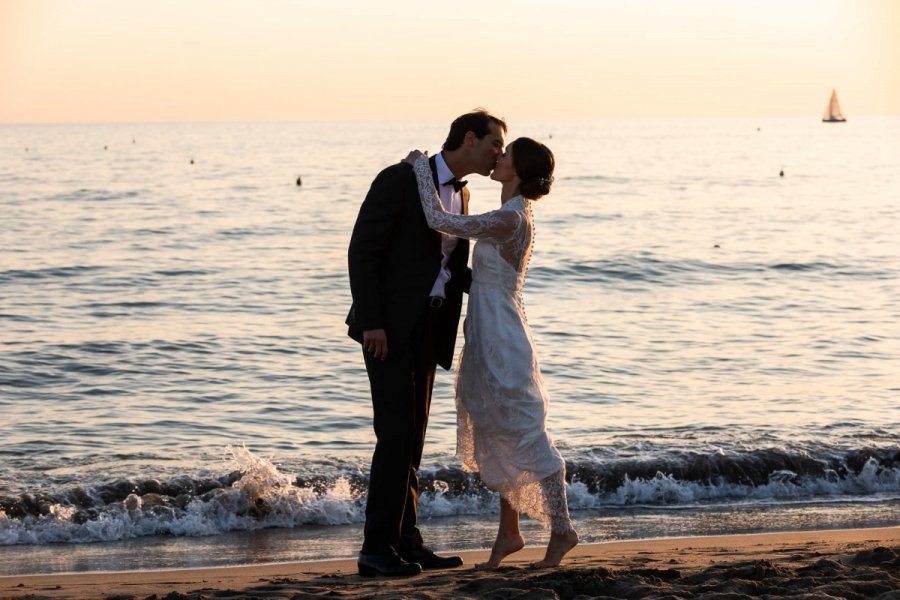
[427,296,444,308]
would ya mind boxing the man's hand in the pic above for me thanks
[363,329,388,360]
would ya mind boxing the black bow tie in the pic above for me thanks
[443,177,467,192]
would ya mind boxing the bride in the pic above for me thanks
[403,138,578,568]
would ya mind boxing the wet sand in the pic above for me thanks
[2,526,898,599]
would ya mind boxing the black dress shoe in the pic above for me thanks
[357,551,422,577]
[398,546,463,570]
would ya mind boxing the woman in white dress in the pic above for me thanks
[404,138,578,568]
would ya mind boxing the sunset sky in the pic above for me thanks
[1,0,898,123]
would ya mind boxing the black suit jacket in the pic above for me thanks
[346,155,471,370]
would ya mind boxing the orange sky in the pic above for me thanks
[1,0,898,122]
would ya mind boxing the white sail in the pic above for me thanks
[823,89,846,122]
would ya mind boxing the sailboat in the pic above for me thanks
[822,89,846,123]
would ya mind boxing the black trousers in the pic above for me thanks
[361,305,444,554]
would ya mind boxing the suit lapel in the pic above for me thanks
[429,154,439,189]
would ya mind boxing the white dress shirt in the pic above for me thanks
[428,152,462,298]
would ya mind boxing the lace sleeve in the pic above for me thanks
[413,155,522,243]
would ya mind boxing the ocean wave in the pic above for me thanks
[0,265,105,284]
[529,255,891,287]
[0,313,47,323]
[769,262,838,272]
[153,269,216,277]
[564,175,630,182]
[46,188,143,203]
[529,257,747,286]
[1,445,897,546]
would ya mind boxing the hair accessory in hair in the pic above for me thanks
[539,176,554,186]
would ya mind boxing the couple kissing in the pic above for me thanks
[347,109,577,577]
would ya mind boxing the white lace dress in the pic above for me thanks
[413,156,573,533]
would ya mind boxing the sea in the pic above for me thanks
[1,117,898,576]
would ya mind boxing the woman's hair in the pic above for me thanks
[511,137,555,200]
[442,108,508,151]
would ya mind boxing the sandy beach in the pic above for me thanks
[2,526,898,599]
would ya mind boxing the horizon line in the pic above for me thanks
[2,114,899,126]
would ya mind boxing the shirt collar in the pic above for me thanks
[435,152,456,188]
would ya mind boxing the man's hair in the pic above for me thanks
[442,109,507,151]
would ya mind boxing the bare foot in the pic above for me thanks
[476,532,525,569]
[531,529,578,568]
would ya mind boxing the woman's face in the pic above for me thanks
[490,143,519,185]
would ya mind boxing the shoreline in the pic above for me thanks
[2,525,898,599]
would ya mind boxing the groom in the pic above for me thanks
[347,109,506,577]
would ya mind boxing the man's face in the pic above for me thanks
[471,122,505,176]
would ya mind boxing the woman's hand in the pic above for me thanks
[401,149,427,166]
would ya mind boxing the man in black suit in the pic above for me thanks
[347,110,506,577]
